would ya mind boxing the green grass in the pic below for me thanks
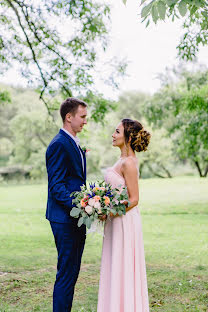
[0,177,208,311]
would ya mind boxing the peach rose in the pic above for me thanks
[104,196,110,206]
[94,195,101,202]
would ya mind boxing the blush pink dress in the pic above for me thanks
[97,167,149,312]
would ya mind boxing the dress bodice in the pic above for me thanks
[104,167,125,189]
[104,166,139,216]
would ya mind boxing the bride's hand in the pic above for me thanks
[121,200,128,208]
[109,212,119,218]
[98,214,107,221]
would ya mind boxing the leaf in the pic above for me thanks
[78,217,84,227]
[86,218,92,229]
[141,0,147,4]
[165,0,177,5]
[157,1,166,20]
[70,207,81,217]
[178,0,187,16]
[151,4,159,23]
[146,19,150,27]
[141,3,153,18]
[122,0,127,5]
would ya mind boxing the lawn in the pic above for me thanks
[0,177,208,312]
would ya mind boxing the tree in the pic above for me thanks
[123,0,208,61]
[0,88,11,141]
[0,0,124,119]
[144,69,208,177]
[0,89,11,165]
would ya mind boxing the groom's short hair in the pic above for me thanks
[60,97,87,122]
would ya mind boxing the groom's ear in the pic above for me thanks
[65,113,72,123]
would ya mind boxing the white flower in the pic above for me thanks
[85,205,93,215]
[94,201,101,209]
[93,202,102,214]
[88,198,95,207]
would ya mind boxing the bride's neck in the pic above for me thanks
[120,145,135,159]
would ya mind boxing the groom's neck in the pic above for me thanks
[63,125,77,137]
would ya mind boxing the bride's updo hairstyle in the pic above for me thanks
[122,119,151,152]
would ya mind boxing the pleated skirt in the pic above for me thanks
[97,206,149,312]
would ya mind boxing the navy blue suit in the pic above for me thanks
[46,129,86,311]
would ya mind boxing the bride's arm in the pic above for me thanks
[121,158,139,212]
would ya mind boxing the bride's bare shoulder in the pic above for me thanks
[121,156,138,173]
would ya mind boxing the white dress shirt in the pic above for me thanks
[61,128,84,172]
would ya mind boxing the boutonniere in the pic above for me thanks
[82,146,91,155]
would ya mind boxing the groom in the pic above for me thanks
[45,97,88,311]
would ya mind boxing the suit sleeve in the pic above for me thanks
[46,142,73,210]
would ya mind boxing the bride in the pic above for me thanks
[97,118,151,312]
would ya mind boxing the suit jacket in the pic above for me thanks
[45,129,86,223]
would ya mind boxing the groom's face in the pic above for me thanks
[69,105,87,134]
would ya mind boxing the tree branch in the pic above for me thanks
[147,164,166,178]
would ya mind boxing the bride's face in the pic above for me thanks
[112,122,125,147]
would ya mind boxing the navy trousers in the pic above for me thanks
[50,221,86,312]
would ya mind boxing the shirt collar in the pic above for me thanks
[61,128,80,146]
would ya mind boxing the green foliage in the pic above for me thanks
[0,0,125,117]
[0,89,10,103]
[177,9,208,60]
[137,0,207,24]
[83,91,117,124]
[144,69,208,177]
[0,83,201,180]
[123,0,208,61]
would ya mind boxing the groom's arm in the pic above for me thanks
[46,142,73,209]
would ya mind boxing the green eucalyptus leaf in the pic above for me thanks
[86,218,92,229]
[78,217,84,227]
[70,207,81,217]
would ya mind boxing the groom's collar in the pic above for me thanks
[61,128,80,146]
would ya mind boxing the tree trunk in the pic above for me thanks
[194,161,203,177]
[160,164,172,178]
[202,164,208,178]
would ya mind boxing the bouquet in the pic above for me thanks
[70,181,129,229]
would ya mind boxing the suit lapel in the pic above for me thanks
[59,129,84,179]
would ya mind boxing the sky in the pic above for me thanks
[100,0,208,97]
[1,0,208,99]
